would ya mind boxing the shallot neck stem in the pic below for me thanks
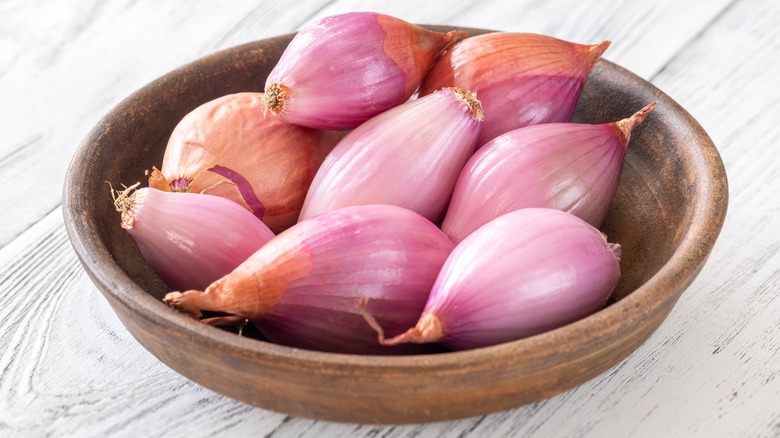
[382,314,444,346]
[585,40,612,69]
[164,290,211,318]
[359,296,444,346]
[614,101,657,148]
[439,30,469,55]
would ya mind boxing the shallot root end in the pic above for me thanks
[108,181,141,229]
[261,82,288,115]
[449,87,484,121]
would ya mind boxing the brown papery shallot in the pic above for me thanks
[164,204,455,355]
[419,32,610,147]
[149,92,340,232]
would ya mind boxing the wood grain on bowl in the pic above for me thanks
[62,26,728,424]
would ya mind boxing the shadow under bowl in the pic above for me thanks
[62,26,728,424]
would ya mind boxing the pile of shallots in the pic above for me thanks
[112,12,655,355]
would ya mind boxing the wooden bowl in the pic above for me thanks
[62,26,728,424]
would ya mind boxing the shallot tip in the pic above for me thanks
[164,290,207,318]
[588,40,612,67]
[440,30,470,54]
[383,314,444,346]
[615,101,658,147]
[358,297,444,346]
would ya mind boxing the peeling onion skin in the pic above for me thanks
[441,102,656,244]
[149,92,340,233]
[164,205,455,355]
[118,188,275,292]
[261,12,466,130]
[419,32,610,147]
[298,88,483,224]
[379,208,621,351]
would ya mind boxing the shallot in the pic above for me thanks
[419,32,610,146]
[261,12,466,130]
[113,186,275,291]
[149,92,339,232]
[441,102,656,243]
[164,204,454,355]
[298,87,483,223]
[365,208,621,350]
[107,14,656,357]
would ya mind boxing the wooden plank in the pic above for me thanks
[0,209,290,435]
[586,0,780,436]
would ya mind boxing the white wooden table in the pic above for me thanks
[2,0,778,436]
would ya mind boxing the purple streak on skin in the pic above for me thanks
[207,165,265,219]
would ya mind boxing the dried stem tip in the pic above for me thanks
[615,101,658,147]
[586,40,612,69]
[164,290,206,318]
[261,82,288,114]
[449,87,484,121]
[358,297,444,346]
[440,30,470,55]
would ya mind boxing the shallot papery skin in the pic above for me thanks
[298,88,483,224]
[261,12,466,130]
[116,187,275,292]
[441,102,656,244]
[379,208,621,351]
[164,205,455,355]
[419,32,610,146]
[148,92,340,232]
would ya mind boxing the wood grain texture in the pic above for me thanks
[0,209,290,436]
[0,0,776,436]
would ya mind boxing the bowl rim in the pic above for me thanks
[62,30,729,373]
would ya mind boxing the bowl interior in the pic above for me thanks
[62,26,728,423]
[85,32,689,303]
